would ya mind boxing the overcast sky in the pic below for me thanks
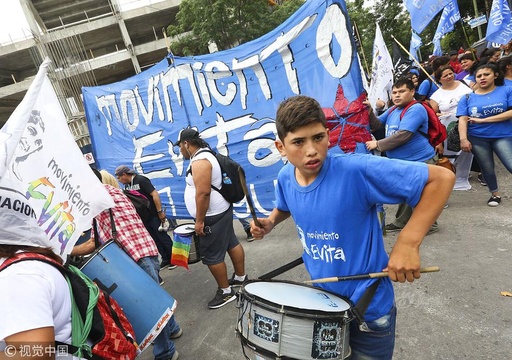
[0,0,166,44]
[0,0,30,44]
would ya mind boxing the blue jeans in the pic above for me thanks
[348,305,396,360]
[469,135,512,193]
[137,256,180,359]
[238,218,250,231]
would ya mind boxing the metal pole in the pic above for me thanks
[472,0,482,40]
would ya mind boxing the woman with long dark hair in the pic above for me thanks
[456,63,512,206]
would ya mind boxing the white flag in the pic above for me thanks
[0,58,115,258]
[368,23,393,109]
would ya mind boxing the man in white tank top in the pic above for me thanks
[177,128,248,309]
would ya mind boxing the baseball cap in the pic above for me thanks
[449,50,458,56]
[176,128,200,145]
[115,165,135,177]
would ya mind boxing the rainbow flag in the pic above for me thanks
[171,233,192,269]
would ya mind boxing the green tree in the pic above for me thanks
[346,0,409,68]
[346,0,376,75]
[166,0,305,56]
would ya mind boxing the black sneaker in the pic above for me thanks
[159,276,165,286]
[228,273,248,287]
[169,265,177,270]
[160,261,170,270]
[208,288,236,309]
[245,228,254,242]
[384,223,403,232]
[487,195,501,207]
[478,173,487,186]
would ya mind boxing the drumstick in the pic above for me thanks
[304,266,440,284]
[238,167,262,228]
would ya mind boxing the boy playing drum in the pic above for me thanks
[250,95,454,359]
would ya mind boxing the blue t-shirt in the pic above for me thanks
[456,85,512,138]
[378,103,435,161]
[417,79,439,98]
[504,78,512,87]
[275,153,429,321]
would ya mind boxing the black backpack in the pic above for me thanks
[194,149,246,203]
[123,189,151,220]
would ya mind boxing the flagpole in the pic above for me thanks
[353,20,370,77]
[460,23,478,61]
[391,35,436,84]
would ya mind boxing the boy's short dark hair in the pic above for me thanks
[392,78,415,90]
[275,95,326,141]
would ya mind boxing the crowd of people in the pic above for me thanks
[375,44,512,208]
[1,44,510,360]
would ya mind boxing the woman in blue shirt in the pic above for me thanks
[456,63,512,206]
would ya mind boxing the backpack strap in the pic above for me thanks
[188,148,223,194]
[0,253,97,359]
[398,100,429,140]
[93,209,118,248]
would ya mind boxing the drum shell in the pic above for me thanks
[173,223,201,264]
[80,241,176,352]
[236,280,352,360]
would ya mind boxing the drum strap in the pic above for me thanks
[352,279,381,324]
[93,209,118,248]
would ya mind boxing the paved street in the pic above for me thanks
[142,162,512,360]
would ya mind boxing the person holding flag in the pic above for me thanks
[0,59,115,358]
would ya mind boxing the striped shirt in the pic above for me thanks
[92,184,159,262]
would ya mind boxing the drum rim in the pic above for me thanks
[240,279,353,316]
[237,334,351,360]
[78,239,115,270]
[173,223,196,236]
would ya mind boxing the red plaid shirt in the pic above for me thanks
[92,185,159,262]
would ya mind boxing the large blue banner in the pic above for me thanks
[82,0,366,220]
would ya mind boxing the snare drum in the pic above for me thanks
[173,223,201,264]
[237,280,352,359]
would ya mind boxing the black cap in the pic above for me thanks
[176,128,200,145]
[449,50,458,56]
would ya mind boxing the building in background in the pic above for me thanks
[0,0,182,150]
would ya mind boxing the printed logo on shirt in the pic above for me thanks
[470,107,481,117]
[481,102,505,116]
[297,225,346,264]
[125,184,140,191]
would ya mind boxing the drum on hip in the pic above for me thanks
[80,241,177,352]
[173,223,201,264]
[236,280,353,359]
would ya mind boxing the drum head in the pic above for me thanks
[173,223,195,236]
[243,281,350,312]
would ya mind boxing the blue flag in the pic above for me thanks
[486,0,512,44]
[433,39,442,56]
[405,0,452,34]
[433,1,461,43]
[410,32,423,61]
